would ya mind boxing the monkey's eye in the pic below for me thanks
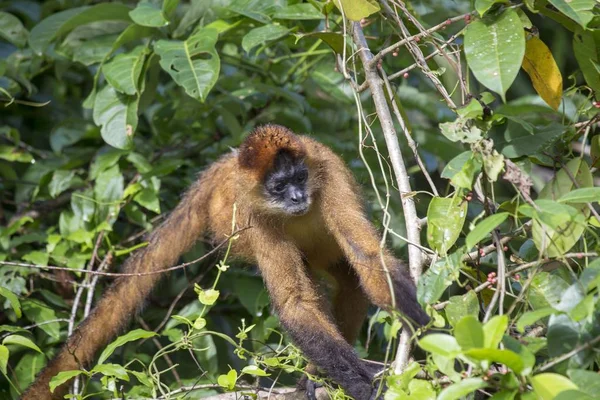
[296,172,307,183]
[274,183,286,193]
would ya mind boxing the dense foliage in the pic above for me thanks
[0,0,599,399]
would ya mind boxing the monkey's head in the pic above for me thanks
[239,125,312,216]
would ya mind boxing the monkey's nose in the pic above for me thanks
[290,189,305,203]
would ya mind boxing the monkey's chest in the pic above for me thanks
[284,213,343,271]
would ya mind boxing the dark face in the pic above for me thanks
[263,151,310,216]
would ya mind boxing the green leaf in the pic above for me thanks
[516,307,555,333]
[438,378,487,400]
[133,188,160,213]
[97,329,156,364]
[93,85,138,149]
[427,196,467,255]
[475,0,509,17]
[0,11,28,47]
[2,335,42,353]
[439,119,483,144]
[50,120,91,153]
[546,0,595,28]
[417,252,463,305]
[198,289,220,305]
[218,369,237,390]
[49,370,85,393]
[193,317,207,330]
[567,369,600,397]
[155,27,220,102]
[22,251,49,267]
[103,45,149,95]
[558,187,600,204]
[464,9,525,101]
[441,151,472,180]
[483,315,508,349]
[451,154,482,190]
[129,2,168,27]
[573,30,600,93]
[91,363,129,380]
[29,4,132,54]
[445,291,479,327]
[498,122,566,159]
[466,212,509,249]
[332,0,380,21]
[455,315,484,350]
[531,373,578,400]
[465,348,525,374]
[241,365,270,376]
[94,164,124,203]
[418,334,461,357]
[298,32,344,54]
[0,146,34,163]
[532,158,592,257]
[0,287,21,318]
[242,24,289,54]
[49,170,76,198]
[274,4,323,20]
[0,345,8,374]
[23,300,61,339]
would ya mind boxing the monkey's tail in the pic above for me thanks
[21,181,209,400]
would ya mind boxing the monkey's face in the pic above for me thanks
[263,151,311,216]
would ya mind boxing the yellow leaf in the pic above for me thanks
[333,0,380,21]
[521,36,563,110]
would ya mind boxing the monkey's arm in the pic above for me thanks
[22,180,211,400]
[253,234,375,400]
[318,156,429,327]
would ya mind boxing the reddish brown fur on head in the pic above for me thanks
[238,124,306,180]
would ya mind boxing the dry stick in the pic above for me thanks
[352,22,423,374]
[379,67,439,196]
[536,335,600,372]
[379,0,457,110]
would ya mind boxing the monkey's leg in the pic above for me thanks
[256,241,374,400]
[300,263,371,399]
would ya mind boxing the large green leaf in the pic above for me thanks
[532,158,592,257]
[573,30,600,93]
[546,0,595,28]
[0,287,21,318]
[155,27,220,102]
[417,251,463,305]
[465,348,525,374]
[332,0,380,21]
[454,315,484,350]
[531,373,578,400]
[418,334,461,357]
[438,378,487,400]
[466,212,509,249]
[273,4,323,20]
[92,85,139,149]
[464,9,525,101]
[129,2,168,27]
[103,45,149,95]
[445,291,479,327]
[2,335,42,353]
[29,3,132,54]
[49,371,85,393]
[427,196,467,255]
[0,11,28,47]
[0,345,8,374]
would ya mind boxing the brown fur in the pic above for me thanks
[22,125,428,400]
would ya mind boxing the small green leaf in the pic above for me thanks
[129,2,168,27]
[198,289,220,305]
[242,24,289,54]
[438,378,487,400]
[103,45,149,95]
[91,363,129,380]
[464,9,525,101]
[483,315,508,349]
[573,31,600,93]
[49,370,85,393]
[567,369,600,397]
[418,334,461,357]
[531,373,578,400]
[2,335,42,353]
[193,317,207,330]
[0,345,8,374]
[466,212,509,249]
[427,196,467,255]
[97,329,156,364]
[22,251,49,267]
[133,188,161,213]
[93,85,138,150]
[0,11,28,47]
[516,307,555,333]
[445,291,479,327]
[218,369,237,390]
[455,315,484,350]
[546,0,594,28]
[155,27,220,102]
[0,287,21,318]
[241,365,270,376]
[558,188,600,204]
[273,4,323,20]
[49,170,76,198]
[465,348,525,374]
[475,0,509,17]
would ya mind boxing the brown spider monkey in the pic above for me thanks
[23,125,429,400]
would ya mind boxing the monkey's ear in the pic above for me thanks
[238,124,306,178]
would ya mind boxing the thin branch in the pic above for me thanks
[536,335,600,372]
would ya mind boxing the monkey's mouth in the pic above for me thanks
[288,204,310,216]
